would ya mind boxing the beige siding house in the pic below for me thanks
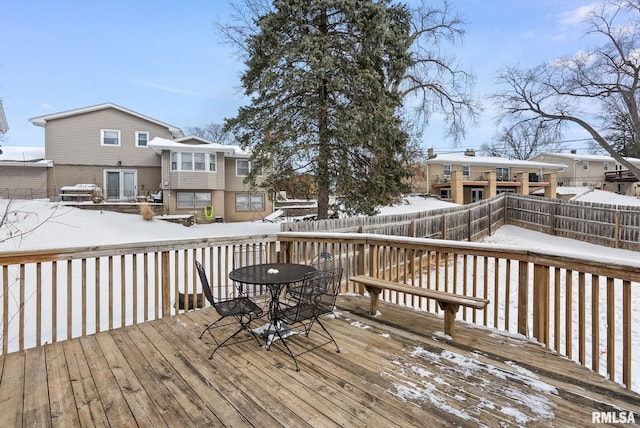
[30,103,182,200]
[0,146,51,199]
[29,103,271,222]
[422,149,565,204]
[530,152,640,197]
[148,137,271,223]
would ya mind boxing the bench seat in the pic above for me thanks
[350,275,489,338]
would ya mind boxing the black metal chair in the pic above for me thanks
[309,252,334,271]
[288,252,334,302]
[195,261,264,359]
[268,267,343,371]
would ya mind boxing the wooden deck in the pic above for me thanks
[1,295,638,427]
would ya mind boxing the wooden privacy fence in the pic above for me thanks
[281,195,506,241]
[506,193,640,251]
[282,193,640,251]
[279,232,640,392]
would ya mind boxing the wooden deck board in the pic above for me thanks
[1,295,638,427]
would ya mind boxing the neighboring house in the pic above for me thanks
[148,136,270,222]
[421,149,565,204]
[530,152,640,197]
[30,103,182,201]
[28,102,271,222]
[0,146,52,199]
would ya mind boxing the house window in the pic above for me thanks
[439,189,450,199]
[236,193,265,211]
[136,131,149,147]
[582,161,589,170]
[171,152,216,172]
[176,192,211,208]
[194,153,206,171]
[101,129,120,146]
[443,164,451,176]
[181,152,193,170]
[236,160,250,176]
[603,162,609,171]
[496,167,509,181]
[236,159,262,177]
[462,165,470,177]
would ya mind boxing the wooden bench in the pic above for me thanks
[350,275,489,338]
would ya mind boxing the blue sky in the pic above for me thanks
[1,0,600,153]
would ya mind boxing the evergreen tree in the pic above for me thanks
[224,0,413,218]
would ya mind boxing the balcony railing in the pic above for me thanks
[605,170,638,182]
[0,231,638,391]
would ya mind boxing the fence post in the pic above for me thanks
[615,211,621,249]
[441,214,447,240]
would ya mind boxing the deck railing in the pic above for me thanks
[279,232,640,392]
[0,231,638,392]
[0,235,278,355]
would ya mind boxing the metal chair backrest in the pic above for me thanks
[309,252,334,272]
[315,267,342,315]
[195,260,216,307]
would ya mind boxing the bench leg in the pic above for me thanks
[439,302,460,338]
[365,286,381,315]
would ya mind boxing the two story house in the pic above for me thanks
[421,149,565,204]
[29,103,271,222]
[147,136,268,222]
[530,152,640,196]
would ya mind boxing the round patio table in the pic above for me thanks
[229,263,317,339]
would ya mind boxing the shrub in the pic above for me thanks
[139,203,154,221]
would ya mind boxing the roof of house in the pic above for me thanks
[147,136,244,156]
[425,153,567,169]
[28,102,183,138]
[534,152,640,165]
[0,145,52,167]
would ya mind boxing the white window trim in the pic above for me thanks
[101,129,121,146]
[236,159,262,177]
[236,159,250,177]
[170,151,217,172]
[443,164,451,176]
[177,191,212,209]
[135,131,149,147]
[235,193,265,211]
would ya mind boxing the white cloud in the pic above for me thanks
[558,3,599,27]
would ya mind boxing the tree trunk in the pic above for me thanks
[316,8,330,220]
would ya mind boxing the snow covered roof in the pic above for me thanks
[147,136,243,156]
[425,154,566,169]
[535,152,640,165]
[0,145,52,167]
[29,102,183,138]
